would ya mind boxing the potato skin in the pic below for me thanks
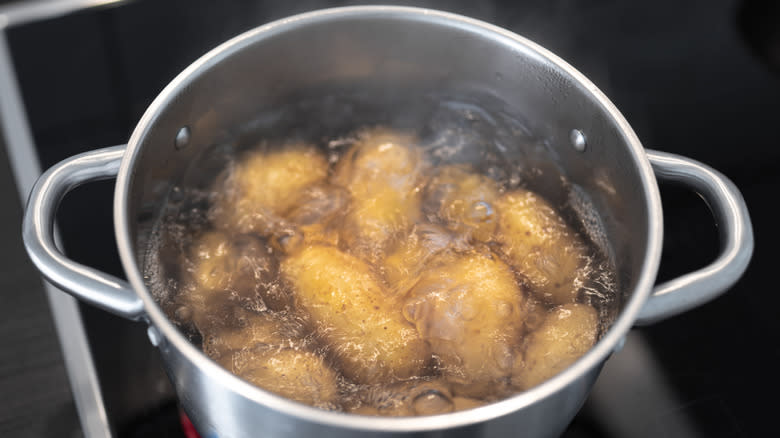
[333,128,427,262]
[382,224,467,295]
[213,145,329,234]
[195,307,339,409]
[281,183,349,250]
[424,165,501,242]
[512,303,599,390]
[184,230,286,312]
[341,186,421,263]
[281,245,429,383]
[403,251,525,397]
[333,128,423,197]
[199,310,298,371]
[241,348,341,409]
[496,190,588,305]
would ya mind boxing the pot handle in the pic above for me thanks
[22,145,146,321]
[634,150,753,325]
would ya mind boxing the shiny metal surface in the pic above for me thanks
[174,126,191,150]
[158,328,600,438]
[22,145,145,320]
[0,0,126,28]
[20,5,753,438]
[119,6,662,436]
[569,129,587,152]
[635,150,754,325]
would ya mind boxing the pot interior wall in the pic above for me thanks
[126,10,652,324]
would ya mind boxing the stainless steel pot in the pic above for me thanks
[22,6,753,438]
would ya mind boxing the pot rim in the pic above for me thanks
[114,5,663,432]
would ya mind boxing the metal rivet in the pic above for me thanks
[175,126,191,150]
[570,129,587,152]
[613,335,627,353]
[147,325,162,347]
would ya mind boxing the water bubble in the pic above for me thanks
[412,390,454,415]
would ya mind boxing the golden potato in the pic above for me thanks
[269,183,349,254]
[199,309,296,371]
[403,251,525,397]
[184,230,286,312]
[333,128,427,261]
[188,230,232,292]
[382,224,466,295]
[512,303,598,390]
[241,348,341,409]
[285,184,349,224]
[333,128,424,196]
[424,165,501,242]
[213,145,329,234]
[341,186,422,263]
[522,297,550,334]
[281,245,429,383]
[496,190,588,305]
[193,306,337,407]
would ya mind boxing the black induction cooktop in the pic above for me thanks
[2,0,777,437]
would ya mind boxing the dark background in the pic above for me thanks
[0,0,777,436]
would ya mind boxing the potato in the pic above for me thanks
[281,245,429,383]
[340,186,422,263]
[199,309,296,371]
[424,165,501,242]
[496,190,588,305]
[205,313,286,352]
[333,128,427,262]
[271,183,349,254]
[184,230,286,312]
[213,145,329,234]
[382,224,466,295]
[194,308,337,408]
[333,128,424,197]
[522,297,550,334]
[403,251,525,397]
[512,303,599,390]
[241,348,341,409]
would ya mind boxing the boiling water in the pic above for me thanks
[144,92,619,415]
